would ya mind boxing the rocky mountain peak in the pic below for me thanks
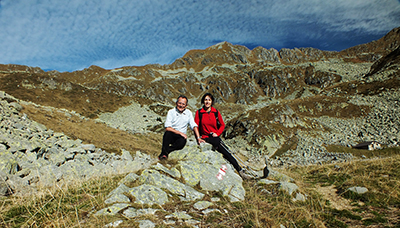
[0,27,399,156]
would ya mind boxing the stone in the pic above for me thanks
[128,184,169,205]
[193,201,213,210]
[348,186,368,194]
[138,220,156,228]
[165,211,192,220]
[104,220,123,228]
[45,152,66,166]
[0,144,7,152]
[94,203,130,216]
[123,208,159,218]
[118,173,139,185]
[269,169,294,182]
[202,208,223,215]
[120,149,133,161]
[293,192,307,202]
[138,169,204,202]
[279,182,299,195]
[107,184,130,198]
[199,162,245,201]
[104,193,131,204]
[257,179,278,185]
[151,163,181,179]
[199,142,213,151]
[80,144,96,152]
[109,160,133,173]
[0,171,12,196]
[178,160,207,186]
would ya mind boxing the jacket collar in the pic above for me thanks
[200,106,216,113]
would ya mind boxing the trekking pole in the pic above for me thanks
[220,140,269,179]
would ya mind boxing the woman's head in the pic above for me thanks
[201,93,214,107]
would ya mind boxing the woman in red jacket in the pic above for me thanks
[195,93,251,180]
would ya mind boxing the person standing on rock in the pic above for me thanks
[158,95,201,160]
[195,93,252,180]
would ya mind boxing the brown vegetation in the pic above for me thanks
[21,103,162,156]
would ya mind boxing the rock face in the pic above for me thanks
[0,27,399,196]
[105,142,247,205]
[95,142,300,226]
[0,92,153,196]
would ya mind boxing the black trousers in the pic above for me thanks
[205,137,242,173]
[159,131,187,158]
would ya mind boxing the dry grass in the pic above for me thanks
[0,175,126,227]
[2,155,398,227]
[1,66,399,227]
[286,154,400,227]
[21,103,162,157]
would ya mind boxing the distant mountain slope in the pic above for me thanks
[0,27,399,161]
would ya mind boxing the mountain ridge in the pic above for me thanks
[0,27,399,162]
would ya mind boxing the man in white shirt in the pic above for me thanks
[158,95,201,160]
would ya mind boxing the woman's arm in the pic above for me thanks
[215,110,225,136]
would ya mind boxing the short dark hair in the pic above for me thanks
[201,93,214,105]
[176,95,188,104]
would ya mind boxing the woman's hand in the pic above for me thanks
[197,137,205,145]
[211,132,218,137]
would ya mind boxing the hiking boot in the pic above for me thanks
[239,170,252,180]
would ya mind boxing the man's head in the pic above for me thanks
[176,95,188,113]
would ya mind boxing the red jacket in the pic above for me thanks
[194,107,225,138]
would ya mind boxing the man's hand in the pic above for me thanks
[165,127,186,139]
[180,132,188,139]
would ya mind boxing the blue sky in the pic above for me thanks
[0,0,399,72]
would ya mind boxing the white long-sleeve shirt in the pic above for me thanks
[164,108,197,134]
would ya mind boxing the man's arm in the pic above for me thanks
[165,127,187,139]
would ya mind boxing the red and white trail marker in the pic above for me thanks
[216,164,228,180]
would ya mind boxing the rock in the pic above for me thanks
[203,208,223,215]
[138,169,204,202]
[104,220,123,228]
[107,184,130,198]
[269,170,294,182]
[94,203,130,216]
[279,182,299,196]
[165,211,192,220]
[120,149,133,161]
[151,163,181,179]
[0,171,13,196]
[80,144,96,152]
[193,201,213,210]
[123,208,159,218]
[348,186,368,194]
[293,192,307,202]
[118,173,139,185]
[257,179,278,185]
[96,102,162,133]
[9,102,23,112]
[138,220,156,228]
[104,193,130,204]
[128,184,169,205]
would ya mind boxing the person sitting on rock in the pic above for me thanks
[195,93,252,180]
[158,95,201,160]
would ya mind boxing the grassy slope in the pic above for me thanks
[1,152,399,227]
[21,103,162,157]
